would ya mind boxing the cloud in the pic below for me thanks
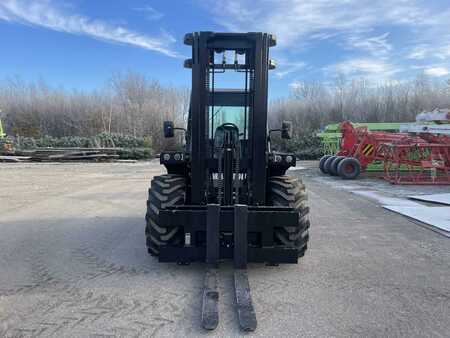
[0,8,11,21]
[0,0,178,57]
[205,0,428,48]
[407,45,428,60]
[203,0,450,83]
[133,6,164,21]
[424,67,449,77]
[289,80,303,90]
[274,61,307,79]
[326,58,399,82]
[434,44,450,60]
[346,33,392,57]
[406,41,450,61]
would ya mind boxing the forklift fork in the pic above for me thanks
[201,204,257,331]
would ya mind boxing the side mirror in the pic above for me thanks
[163,121,174,138]
[281,121,293,139]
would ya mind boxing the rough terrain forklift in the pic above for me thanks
[145,32,310,331]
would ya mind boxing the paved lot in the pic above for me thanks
[0,161,449,337]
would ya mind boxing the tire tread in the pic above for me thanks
[268,175,310,257]
[145,174,186,256]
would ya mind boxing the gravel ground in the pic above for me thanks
[0,161,449,337]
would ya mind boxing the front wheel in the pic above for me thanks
[145,174,186,256]
[268,176,310,257]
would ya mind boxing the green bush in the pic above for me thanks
[13,133,152,149]
[273,133,324,160]
[116,148,153,160]
[292,134,323,160]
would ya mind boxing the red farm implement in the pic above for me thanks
[319,121,450,184]
[381,135,450,185]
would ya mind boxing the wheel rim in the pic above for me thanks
[345,163,354,174]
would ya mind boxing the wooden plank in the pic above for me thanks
[52,154,119,161]
[0,156,27,162]
[48,151,101,159]
[14,147,121,157]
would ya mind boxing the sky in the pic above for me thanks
[0,0,449,98]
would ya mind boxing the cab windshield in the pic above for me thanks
[209,106,248,139]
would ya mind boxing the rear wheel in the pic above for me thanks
[268,176,310,257]
[145,174,186,256]
[337,157,361,179]
[319,155,332,174]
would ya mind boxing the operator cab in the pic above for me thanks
[161,32,295,205]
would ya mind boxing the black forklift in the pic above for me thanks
[145,32,310,331]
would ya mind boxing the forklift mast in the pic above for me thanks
[184,32,276,206]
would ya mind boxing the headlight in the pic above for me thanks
[174,153,181,161]
[274,155,282,162]
[285,155,293,163]
[163,153,171,161]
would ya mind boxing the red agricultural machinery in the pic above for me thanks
[381,132,450,185]
[319,121,450,184]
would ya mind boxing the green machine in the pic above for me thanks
[0,118,13,153]
[0,119,5,139]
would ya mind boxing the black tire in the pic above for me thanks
[145,174,186,256]
[268,176,310,258]
[337,157,361,179]
[319,155,332,174]
[324,156,337,175]
[329,156,346,176]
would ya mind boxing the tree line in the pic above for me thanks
[0,72,189,152]
[1,71,449,153]
[269,74,450,136]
